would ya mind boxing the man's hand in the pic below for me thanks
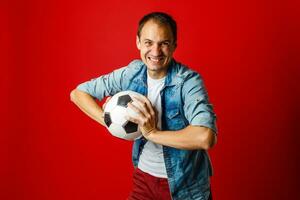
[70,89,107,127]
[126,95,158,138]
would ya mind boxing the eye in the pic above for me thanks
[144,41,152,46]
[161,41,170,47]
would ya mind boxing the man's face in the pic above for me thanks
[136,20,176,76]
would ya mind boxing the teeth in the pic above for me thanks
[149,57,161,62]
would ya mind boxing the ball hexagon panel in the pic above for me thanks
[104,96,118,112]
[108,123,127,139]
[110,106,127,125]
[123,131,142,140]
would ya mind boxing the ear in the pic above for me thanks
[173,41,177,50]
[136,36,141,50]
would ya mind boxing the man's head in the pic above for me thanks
[136,12,177,78]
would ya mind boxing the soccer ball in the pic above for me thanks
[103,91,144,140]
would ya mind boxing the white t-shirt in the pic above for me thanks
[137,73,168,178]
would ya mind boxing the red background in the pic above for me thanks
[2,0,300,199]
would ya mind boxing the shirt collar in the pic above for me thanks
[141,59,182,87]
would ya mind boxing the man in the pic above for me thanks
[70,12,217,200]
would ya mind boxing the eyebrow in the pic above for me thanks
[143,39,171,43]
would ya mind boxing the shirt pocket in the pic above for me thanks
[167,108,180,119]
[166,108,186,130]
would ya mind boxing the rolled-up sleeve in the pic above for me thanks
[77,67,126,101]
[183,73,218,134]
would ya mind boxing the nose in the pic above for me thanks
[151,43,161,56]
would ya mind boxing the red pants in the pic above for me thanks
[127,168,172,200]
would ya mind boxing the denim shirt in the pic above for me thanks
[77,59,217,200]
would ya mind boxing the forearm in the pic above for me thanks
[146,125,217,150]
[70,89,106,126]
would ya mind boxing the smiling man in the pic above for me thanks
[70,12,217,200]
[136,18,176,79]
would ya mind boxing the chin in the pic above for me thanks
[147,64,164,71]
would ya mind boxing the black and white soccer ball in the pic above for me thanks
[103,91,144,140]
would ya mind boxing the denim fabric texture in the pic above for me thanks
[77,59,217,200]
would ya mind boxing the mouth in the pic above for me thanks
[147,56,164,63]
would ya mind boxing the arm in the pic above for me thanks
[70,65,130,126]
[127,96,217,150]
[70,89,106,126]
[146,125,217,150]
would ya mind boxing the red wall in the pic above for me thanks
[2,0,300,199]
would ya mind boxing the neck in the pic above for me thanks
[147,69,167,79]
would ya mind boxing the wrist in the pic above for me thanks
[144,128,158,140]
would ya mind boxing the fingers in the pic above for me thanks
[106,96,112,102]
[127,97,154,126]
[127,101,146,119]
[132,96,155,118]
[130,97,151,119]
[126,95,157,137]
[125,115,140,124]
[104,96,112,105]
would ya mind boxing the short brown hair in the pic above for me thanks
[137,12,177,44]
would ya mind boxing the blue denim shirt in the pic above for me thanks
[77,59,217,200]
